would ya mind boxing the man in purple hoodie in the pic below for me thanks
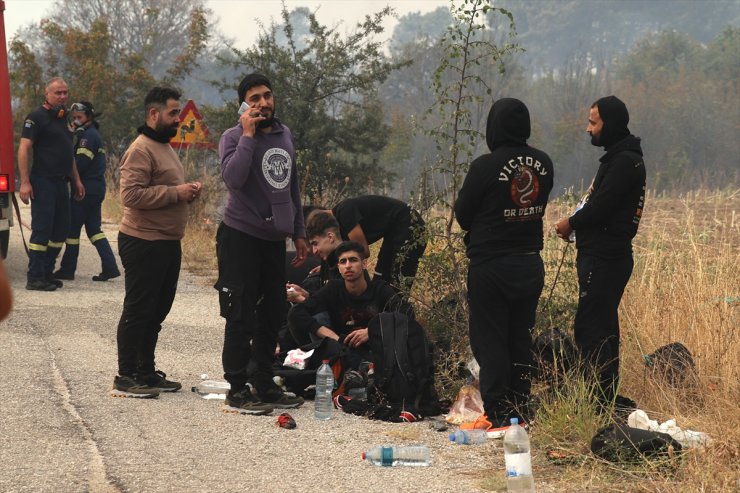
[216,73,308,415]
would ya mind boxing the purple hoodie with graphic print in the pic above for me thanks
[218,119,305,241]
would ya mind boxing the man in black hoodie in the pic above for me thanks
[555,96,646,410]
[455,98,554,430]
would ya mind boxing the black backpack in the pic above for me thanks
[533,327,578,385]
[591,424,682,465]
[367,312,441,417]
[644,342,697,387]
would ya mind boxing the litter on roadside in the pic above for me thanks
[628,409,711,448]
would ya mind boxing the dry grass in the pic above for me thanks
[531,189,740,492]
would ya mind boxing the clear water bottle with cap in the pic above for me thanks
[362,445,431,467]
[191,378,230,400]
[314,359,334,420]
[503,418,535,492]
[449,429,488,445]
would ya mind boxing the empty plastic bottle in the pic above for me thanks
[347,362,374,400]
[314,360,334,420]
[191,379,230,400]
[449,429,488,445]
[503,418,535,492]
[362,445,431,467]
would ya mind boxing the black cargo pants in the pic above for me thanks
[216,222,286,393]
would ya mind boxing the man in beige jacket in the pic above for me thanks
[111,87,202,398]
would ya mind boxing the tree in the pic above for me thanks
[8,0,212,153]
[45,0,211,81]
[412,0,521,395]
[612,29,739,189]
[496,0,739,75]
[213,3,409,203]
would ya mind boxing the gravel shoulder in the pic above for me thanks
[0,212,517,493]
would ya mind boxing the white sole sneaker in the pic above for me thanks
[222,403,274,416]
[486,422,528,439]
[110,388,159,399]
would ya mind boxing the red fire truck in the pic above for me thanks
[0,1,16,258]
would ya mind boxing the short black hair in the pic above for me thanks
[306,210,339,240]
[144,87,181,112]
[335,241,365,260]
[237,73,272,104]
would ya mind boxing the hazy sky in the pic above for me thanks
[3,0,449,49]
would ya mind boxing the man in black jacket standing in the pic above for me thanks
[455,98,554,431]
[555,96,646,411]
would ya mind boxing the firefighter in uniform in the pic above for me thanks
[55,101,120,281]
[17,77,85,291]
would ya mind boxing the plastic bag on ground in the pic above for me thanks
[445,383,485,425]
[283,348,315,370]
[628,409,711,448]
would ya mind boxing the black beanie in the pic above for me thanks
[594,95,630,149]
[237,73,272,104]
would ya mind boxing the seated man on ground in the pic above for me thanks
[288,240,410,369]
[285,210,343,304]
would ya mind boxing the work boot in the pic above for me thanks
[93,269,121,281]
[46,275,63,288]
[26,279,58,291]
[53,270,75,281]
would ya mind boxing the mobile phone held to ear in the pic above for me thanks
[238,101,250,115]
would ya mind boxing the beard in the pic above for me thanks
[257,105,275,129]
[590,131,601,147]
[156,120,179,139]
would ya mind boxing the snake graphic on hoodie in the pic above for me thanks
[455,98,554,265]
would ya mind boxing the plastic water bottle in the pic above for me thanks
[347,362,374,400]
[314,360,334,420]
[449,429,488,445]
[503,418,535,492]
[191,379,230,400]
[362,445,431,467]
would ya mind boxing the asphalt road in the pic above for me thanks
[0,210,513,493]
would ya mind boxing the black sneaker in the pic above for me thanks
[139,370,182,392]
[93,269,121,282]
[111,375,160,399]
[223,388,274,415]
[53,270,74,281]
[26,279,58,291]
[256,385,305,409]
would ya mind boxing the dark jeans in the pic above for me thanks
[375,211,426,291]
[216,223,286,393]
[27,175,70,281]
[116,232,181,376]
[574,254,633,404]
[467,254,544,422]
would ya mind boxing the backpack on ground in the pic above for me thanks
[644,342,697,387]
[533,327,577,385]
[367,312,441,418]
[591,423,682,465]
